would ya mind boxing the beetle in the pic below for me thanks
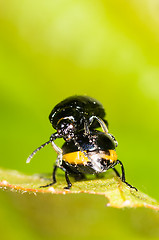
[49,95,109,139]
[27,95,137,191]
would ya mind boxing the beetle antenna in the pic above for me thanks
[26,132,59,164]
[26,140,51,163]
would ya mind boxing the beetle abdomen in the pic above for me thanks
[62,149,117,174]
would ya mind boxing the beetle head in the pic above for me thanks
[56,117,76,140]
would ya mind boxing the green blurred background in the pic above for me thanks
[1,0,159,239]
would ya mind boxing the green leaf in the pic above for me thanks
[0,168,159,210]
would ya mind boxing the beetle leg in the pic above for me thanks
[89,116,118,147]
[51,140,63,166]
[51,140,62,155]
[112,167,120,177]
[52,165,57,183]
[72,137,102,172]
[116,160,138,191]
[39,165,57,188]
[83,118,90,135]
[89,116,108,133]
[64,171,72,189]
[107,133,118,147]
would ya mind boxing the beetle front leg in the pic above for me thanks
[39,165,57,188]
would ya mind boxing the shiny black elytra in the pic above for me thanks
[27,96,137,191]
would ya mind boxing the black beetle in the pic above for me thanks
[27,95,137,191]
[49,95,109,140]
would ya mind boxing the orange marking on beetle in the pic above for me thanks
[62,151,88,165]
[62,150,117,165]
[108,150,118,162]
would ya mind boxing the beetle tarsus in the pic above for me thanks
[124,181,138,191]
[39,181,56,188]
[39,165,57,188]
[64,185,72,190]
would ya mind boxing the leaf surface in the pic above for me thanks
[0,168,159,210]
